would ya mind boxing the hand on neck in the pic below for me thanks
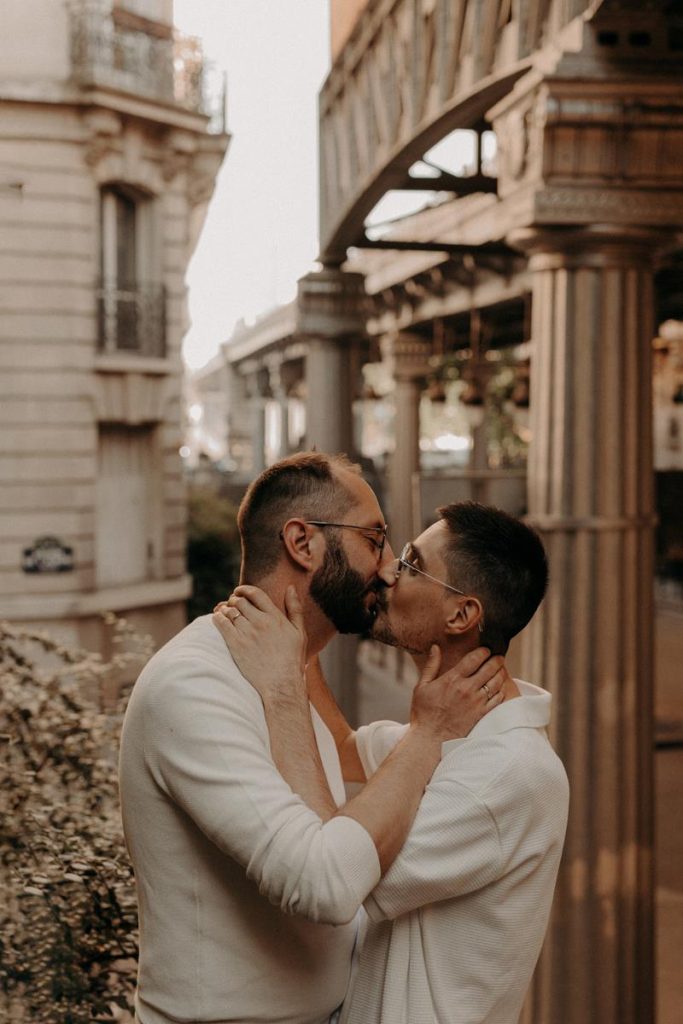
[239,570,336,661]
[413,637,520,701]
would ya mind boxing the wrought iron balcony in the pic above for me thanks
[97,284,166,358]
[69,9,226,129]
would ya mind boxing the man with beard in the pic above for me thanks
[119,452,505,1024]
[215,502,569,1024]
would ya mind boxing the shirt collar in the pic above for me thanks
[442,679,552,753]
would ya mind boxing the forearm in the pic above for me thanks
[261,685,337,821]
[335,725,441,873]
[258,681,438,875]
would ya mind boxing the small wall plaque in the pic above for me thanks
[22,536,74,574]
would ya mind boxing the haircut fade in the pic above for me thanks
[238,451,362,582]
[437,502,548,655]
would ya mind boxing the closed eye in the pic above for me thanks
[405,544,420,567]
[399,543,421,575]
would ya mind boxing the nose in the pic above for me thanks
[378,541,399,587]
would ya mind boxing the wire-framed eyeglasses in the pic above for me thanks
[396,541,466,594]
[305,520,388,557]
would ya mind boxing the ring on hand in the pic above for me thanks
[482,682,491,699]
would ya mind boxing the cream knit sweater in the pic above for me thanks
[119,615,380,1024]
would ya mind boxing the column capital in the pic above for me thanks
[488,51,683,233]
[265,356,301,398]
[382,331,432,382]
[265,356,285,398]
[245,366,272,400]
[508,223,673,270]
[296,268,368,340]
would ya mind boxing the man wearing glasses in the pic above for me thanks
[119,451,507,1024]
[215,499,569,1024]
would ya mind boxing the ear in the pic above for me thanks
[444,596,484,638]
[280,518,324,572]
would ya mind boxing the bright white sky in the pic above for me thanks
[174,0,331,370]
[173,1,486,372]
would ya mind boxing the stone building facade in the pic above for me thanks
[0,0,228,651]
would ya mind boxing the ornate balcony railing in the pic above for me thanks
[97,284,166,358]
[69,9,226,129]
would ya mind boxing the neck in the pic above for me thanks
[240,570,336,660]
[437,638,474,675]
[414,638,520,700]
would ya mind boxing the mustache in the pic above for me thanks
[368,582,389,611]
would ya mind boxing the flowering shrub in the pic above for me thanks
[0,618,153,1023]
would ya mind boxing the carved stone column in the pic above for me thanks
[225,365,249,469]
[297,268,367,456]
[296,268,369,722]
[250,400,267,475]
[514,224,666,1024]
[487,30,683,1015]
[267,358,293,460]
[246,368,271,475]
[383,332,431,550]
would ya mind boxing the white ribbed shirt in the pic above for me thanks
[119,615,380,1024]
[341,681,569,1024]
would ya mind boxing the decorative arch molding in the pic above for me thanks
[82,109,166,196]
[318,0,608,262]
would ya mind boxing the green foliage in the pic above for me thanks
[486,363,530,470]
[0,618,152,1023]
[187,486,240,619]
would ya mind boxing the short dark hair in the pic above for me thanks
[237,451,362,581]
[436,502,548,655]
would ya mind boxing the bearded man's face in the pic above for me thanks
[309,531,382,635]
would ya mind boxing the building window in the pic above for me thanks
[98,185,166,357]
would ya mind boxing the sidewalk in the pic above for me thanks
[655,603,683,1024]
[656,749,683,1024]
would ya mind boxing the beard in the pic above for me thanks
[369,587,430,655]
[309,533,381,635]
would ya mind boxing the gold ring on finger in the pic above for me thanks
[482,682,491,699]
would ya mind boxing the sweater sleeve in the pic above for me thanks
[143,657,381,925]
[355,720,408,777]
[364,772,502,922]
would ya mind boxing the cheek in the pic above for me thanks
[390,585,438,635]
[346,542,378,581]
[364,561,386,589]
[386,583,419,625]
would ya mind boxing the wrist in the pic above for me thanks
[404,724,443,768]
[261,674,307,710]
